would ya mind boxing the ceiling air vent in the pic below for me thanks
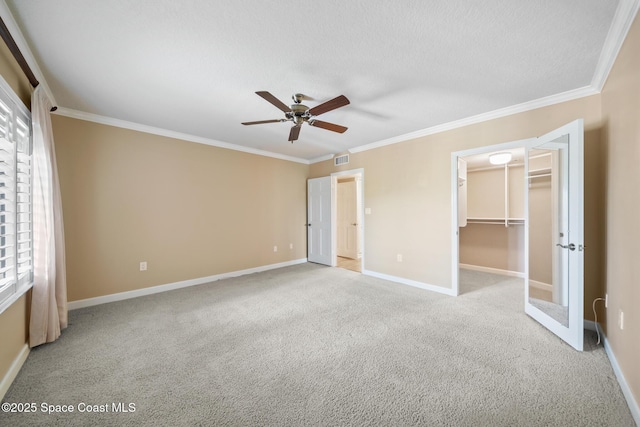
[334,154,349,166]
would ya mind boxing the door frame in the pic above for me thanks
[450,120,584,351]
[451,139,534,296]
[331,168,365,268]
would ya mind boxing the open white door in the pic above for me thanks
[525,119,584,351]
[337,180,358,259]
[307,177,334,265]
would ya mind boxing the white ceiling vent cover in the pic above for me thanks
[334,154,349,166]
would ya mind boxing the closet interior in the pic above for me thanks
[458,148,555,303]
[458,148,526,289]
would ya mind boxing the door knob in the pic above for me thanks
[351,223,357,226]
[556,243,576,251]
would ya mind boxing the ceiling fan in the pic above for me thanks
[242,91,350,143]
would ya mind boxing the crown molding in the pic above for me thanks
[347,85,599,156]
[53,107,310,165]
[591,0,640,91]
[308,154,335,164]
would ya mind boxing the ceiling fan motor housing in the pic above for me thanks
[289,103,309,124]
[291,104,309,115]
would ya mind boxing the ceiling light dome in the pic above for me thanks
[489,152,512,165]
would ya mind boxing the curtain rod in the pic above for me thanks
[0,16,38,87]
[0,16,57,111]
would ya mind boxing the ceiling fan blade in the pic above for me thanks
[242,119,283,125]
[307,95,350,116]
[309,119,348,133]
[288,125,301,142]
[256,91,292,113]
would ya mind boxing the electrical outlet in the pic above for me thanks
[273,246,278,252]
[619,309,624,330]
[289,243,293,249]
[397,254,403,262]
[605,294,608,308]
[140,261,147,271]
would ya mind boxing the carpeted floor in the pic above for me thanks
[0,264,635,426]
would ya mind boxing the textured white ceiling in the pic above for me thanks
[4,0,624,162]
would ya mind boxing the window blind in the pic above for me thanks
[0,83,32,310]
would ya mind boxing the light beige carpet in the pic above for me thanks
[0,264,634,426]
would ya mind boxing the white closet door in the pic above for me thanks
[525,119,584,351]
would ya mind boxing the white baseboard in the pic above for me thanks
[583,319,598,331]
[583,321,639,425]
[68,258,308,310]
[602,332,640,425]
[0,343,29,401]
[529,279,553,292]
[362,269,457,296]
[459,264,525,278]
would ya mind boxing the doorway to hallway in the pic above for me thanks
[307,168,364,273]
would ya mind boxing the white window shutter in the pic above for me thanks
[0,83,33,311]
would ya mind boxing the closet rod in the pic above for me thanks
[528,173,552,179]
[0,16,57,111]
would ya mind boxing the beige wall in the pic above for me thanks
[0,294,28,383]
[310,95,603,311]
[466,168,505,218]
[0,40,31,109]
[459,224,524,273]
[52,115,308,302]
[601,12,640,408]
[0,36,32,394]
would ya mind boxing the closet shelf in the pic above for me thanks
[529,167,551,174]
[528,167,551,180]
[466,217,525,226]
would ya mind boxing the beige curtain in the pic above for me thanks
[29,85,67,347]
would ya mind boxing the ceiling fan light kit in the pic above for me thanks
[242,91,350,143]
